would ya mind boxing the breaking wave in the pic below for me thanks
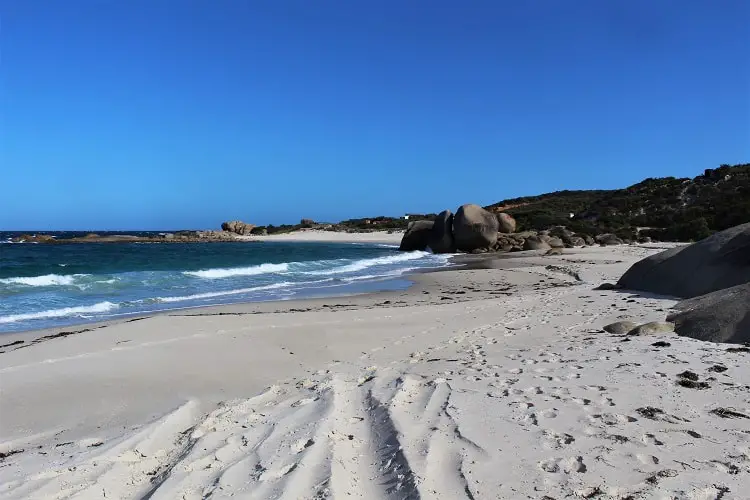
[0,274,90,287]
[183,263,290,279]
[0,302,119,324]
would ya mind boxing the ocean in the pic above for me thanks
[0,233,449,333]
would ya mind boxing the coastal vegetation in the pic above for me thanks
[487,163,750,241]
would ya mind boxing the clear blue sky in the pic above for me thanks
[2,1,748,230]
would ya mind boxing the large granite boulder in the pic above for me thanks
[667,282,750,344]
[496,213,517,234]
[428,210,455,254]
[453,204,499,252]
[617,222,750,298]
[399,220,434,252]
[221,220,255,235]
[523,235,551,251]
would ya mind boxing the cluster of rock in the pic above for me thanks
[221,220,255,236]
[399,203,625,254]
[9,234,57,243]
[615,222,750,345]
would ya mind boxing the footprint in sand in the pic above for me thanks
[538,456,587,473]
[541,430,575,449]
[588,413,637,426]
[642,433,664,446]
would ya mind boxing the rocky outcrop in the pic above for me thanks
[10,234,56,243]
[399,220,434,252]
[617,222,750,298]
[452,204,498,252]
[221,220,255,235]
[668,282,750,344]
[596,234,623,246]
[428,210,455,254]
[496,213,516,234]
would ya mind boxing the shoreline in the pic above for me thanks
[0,244,676,341]
[3,243,746,499]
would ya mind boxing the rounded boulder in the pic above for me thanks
[399,220,434,252]
[452,204,499,252]
[496,212,517,234]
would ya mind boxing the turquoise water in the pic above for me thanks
[0,240,449,333]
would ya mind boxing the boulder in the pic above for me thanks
[596,233,623,246]
[221,220,255,235]
[628,322,675,336]
[523,235,551,251]
[548,236,565,248]
[667,282,750,344]
[549,226,574,239]
[567,236,586,247]
[617,222,750,298]
[496,213,517,234]
[453,204,499,252]
[582,235,595,246]
[399,220,434,252]
[428,210,455,254]
[603,321,638,335]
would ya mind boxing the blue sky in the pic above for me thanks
[2,1,748,230]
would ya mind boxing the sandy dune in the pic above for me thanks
[1,245,748,499]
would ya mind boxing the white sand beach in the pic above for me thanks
[246,230,403,245]
[1,245,748,499]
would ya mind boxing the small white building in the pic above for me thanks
[402,215,410,220]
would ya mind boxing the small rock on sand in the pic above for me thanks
[603,321,638,335]
[628,321,675,336]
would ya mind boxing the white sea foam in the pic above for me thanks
[0,274,90,287]
[0,301,119,324]
[183,263,290,279]
[302,251,433,276]
[155,282,295,303]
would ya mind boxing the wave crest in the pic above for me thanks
[302,251,432,276]
[183,263,289,279]
[0,301,118,324]
[0,274,90,287]
[155,282,295,303]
